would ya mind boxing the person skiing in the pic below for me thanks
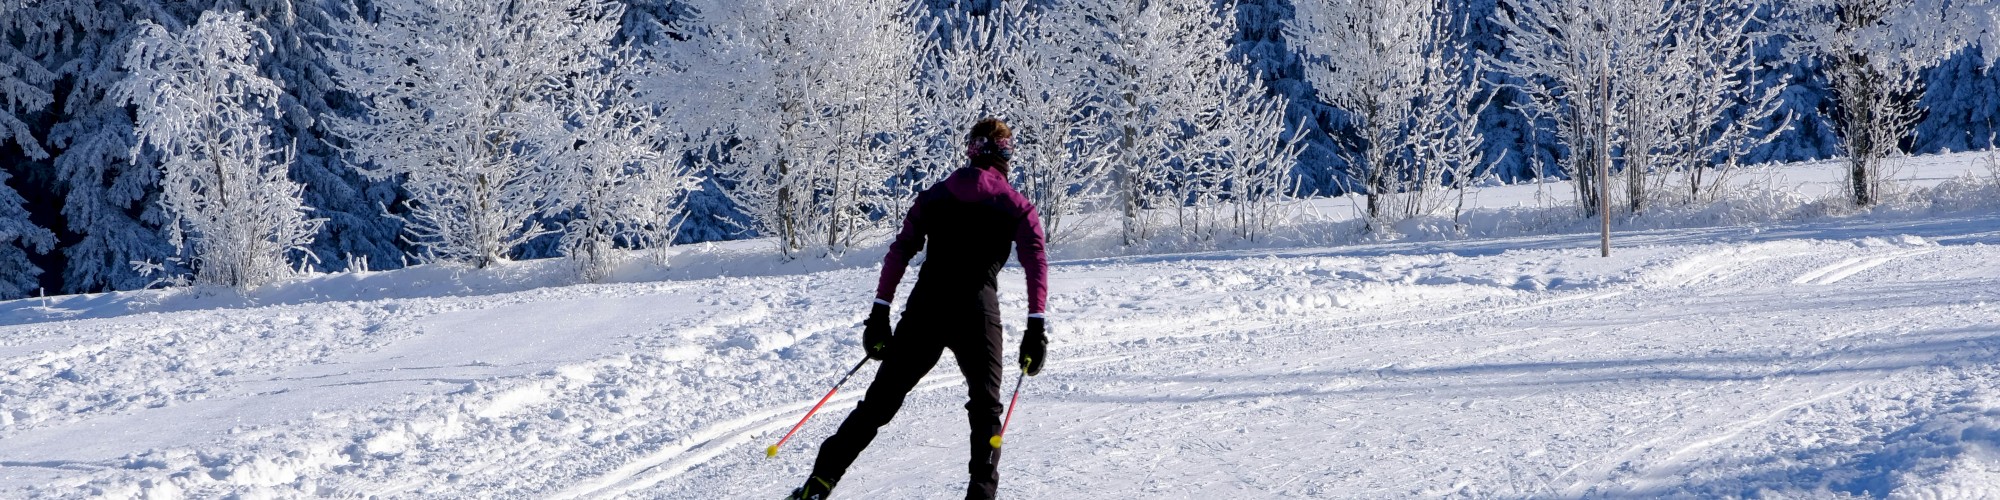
[788,117,1050,500]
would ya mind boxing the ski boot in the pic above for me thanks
[786,476,834,500]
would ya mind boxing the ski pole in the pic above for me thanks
[766,357,870,458]
[988,369,1027,450]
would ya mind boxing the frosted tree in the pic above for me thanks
[115,11,322,288]
[1184,66,1306,241]
[1495,0,1784,216]
[328,0,625,268]
[678,0,923,259]
[537,50,704,282]
[1780,0,1995,206]
[1289,0,1490,224]
[1661,1,1790,204]
[1046,0,1280,245]
[217,0,406,272]
[918,3,1117,244]
[1496,0,1661,217]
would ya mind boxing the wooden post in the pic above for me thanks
[1599,59,1612,258]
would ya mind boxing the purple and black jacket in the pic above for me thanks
[875,165,1048,319]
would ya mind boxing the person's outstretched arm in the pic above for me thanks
[864,200,926,359]
[1013,205,1048,375]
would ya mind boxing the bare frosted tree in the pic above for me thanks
[681,0,923,259]
[1192,67,1306,242]
[327,0,624,268]
[1291,0,1490,226]
[1497,0,1786,216]
[115,11,322,289]
[1496,0,1661,218]
[536,49,704,282]
[1780,0,1991,206]
[1665,1,1790,204]
[1045,0,1279,246]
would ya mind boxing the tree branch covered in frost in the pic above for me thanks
[678,0,923,259]
[1290,0,1489,226]
[327,0,625,268]
[115,11,322,289]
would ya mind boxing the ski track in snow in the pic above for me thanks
[5,214,2000,495]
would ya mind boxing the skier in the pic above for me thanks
[788,117,1050,500]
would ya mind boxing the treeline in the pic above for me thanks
[0,0,1994,298]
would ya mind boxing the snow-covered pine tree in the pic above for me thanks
[1289,0,1489,225]
[677,0,923,259]
[328,0,625,268]
[0,3,62,299]
[0,166,56,299]
[1916,48,2000,155]
[115,10,323,289]
[5,0,193,293]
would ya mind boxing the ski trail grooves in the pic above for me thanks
[1792,249,1934,285]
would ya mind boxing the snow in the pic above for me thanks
[4,152,2000,498]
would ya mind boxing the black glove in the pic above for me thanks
[863,303,893,360]
[1020,317,1047,376]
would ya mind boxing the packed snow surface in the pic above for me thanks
[4,153,2000,498]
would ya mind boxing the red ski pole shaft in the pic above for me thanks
[767,358,870,458]
[988,370,1026,449]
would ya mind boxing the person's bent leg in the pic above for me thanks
[807,325,945,489]
[951,316,1006,500]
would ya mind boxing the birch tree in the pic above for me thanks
[115,11,322,288]
[327,0,624,268]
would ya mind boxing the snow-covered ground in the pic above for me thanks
[4,153,2000,498]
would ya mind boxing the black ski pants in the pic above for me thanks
[810,306,1005,499]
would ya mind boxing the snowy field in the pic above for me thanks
[4,153,2000,498]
